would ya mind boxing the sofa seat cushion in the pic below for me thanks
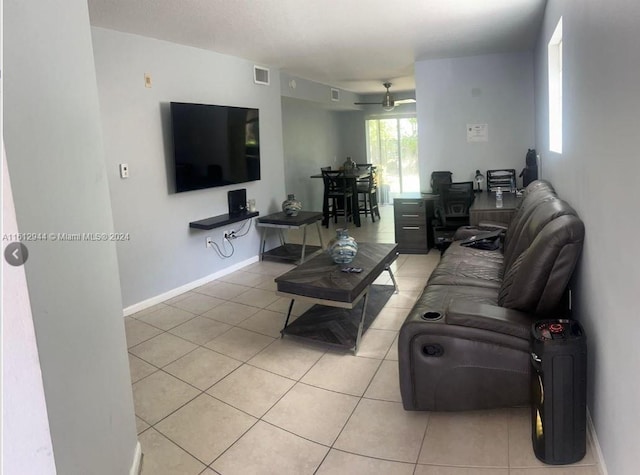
[440,240,505,263]
[427,242,504,288]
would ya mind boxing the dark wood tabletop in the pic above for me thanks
[309,170,371,179]
[257,210,324,226]
[275,242,398,304]
[470,191,521,211]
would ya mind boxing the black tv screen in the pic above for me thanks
[170,102,260,192]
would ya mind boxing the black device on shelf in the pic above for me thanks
[531,319,587,465]
[228,189,247,216]
[170,102,260,193]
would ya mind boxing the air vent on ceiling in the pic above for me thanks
[253,66,270,85]
[331,88,340,102]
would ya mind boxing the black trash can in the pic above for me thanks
[531,319,587,465]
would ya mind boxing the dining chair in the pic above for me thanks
[321,169,354,227]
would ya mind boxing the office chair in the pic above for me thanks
[433,181,474,251]
[430,171,453,194]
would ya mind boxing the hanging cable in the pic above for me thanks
[208,218,254,258]
[211,235,235,258]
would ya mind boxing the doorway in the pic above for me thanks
[365,117,419,198]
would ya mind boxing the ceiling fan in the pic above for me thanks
[354,82,416,111]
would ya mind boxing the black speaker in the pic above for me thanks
[228,189,247,216]
[531,319,587,465]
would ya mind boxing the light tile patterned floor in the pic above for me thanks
[126,205,602,474]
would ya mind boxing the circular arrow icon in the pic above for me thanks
[4,242,29,266]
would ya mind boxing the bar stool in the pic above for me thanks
[356,166,380,222]
[321,169,354,227]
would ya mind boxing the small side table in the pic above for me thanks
[257,211,325,264]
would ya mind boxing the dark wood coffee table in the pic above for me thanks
[274,242,399,353]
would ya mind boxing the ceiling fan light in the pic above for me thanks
[382,92,395,111]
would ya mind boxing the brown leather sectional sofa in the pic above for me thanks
[399,180,585,411]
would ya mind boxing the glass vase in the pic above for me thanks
[342,156,357,172]
[328,228,358,264]
[282,194,302,216]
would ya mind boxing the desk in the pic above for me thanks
[310,171,370,227]
[393,193,439,253]
[257,211,324,264]
[469,192,521,226]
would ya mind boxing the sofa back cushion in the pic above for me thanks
[502,181,556,265]
[504,196,578,272]
[498,212,584,314]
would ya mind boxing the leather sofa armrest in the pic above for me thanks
[446,301,534,340]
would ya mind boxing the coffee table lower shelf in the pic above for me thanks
[262,243,323,264]
[280,284,395,352]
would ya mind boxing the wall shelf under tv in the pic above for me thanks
[189,211,259,230]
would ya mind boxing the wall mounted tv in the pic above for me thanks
[170,102,260,193]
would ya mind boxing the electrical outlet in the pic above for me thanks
[205,237,214,248]
[224,229,236,240]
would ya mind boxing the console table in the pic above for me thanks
[257,211,324,264]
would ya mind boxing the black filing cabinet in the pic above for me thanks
[531,319,587,465]
[394,195,437,253]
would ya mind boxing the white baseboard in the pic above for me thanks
[122,256,259,316]
[587,409,608,475]
[130,441,142,475]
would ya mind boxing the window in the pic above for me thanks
[548,17,563,153]
[366,117,419,195]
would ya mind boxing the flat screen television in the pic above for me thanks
[170,102,260,193]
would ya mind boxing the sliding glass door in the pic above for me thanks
[366,117,419,195]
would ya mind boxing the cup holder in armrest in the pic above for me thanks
[421,311,443,321]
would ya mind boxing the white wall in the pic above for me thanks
[534,2,640,474]
[281,97,342,212]
[415,52,535,190]
[2,150,56,474]
[91,28,286,308]
[3,1,137,474]
[337,110,368,164]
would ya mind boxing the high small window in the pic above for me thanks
[548,18,563,154]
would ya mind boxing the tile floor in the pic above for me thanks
[126,204,602,474]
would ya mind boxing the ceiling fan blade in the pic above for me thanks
[354,102,382,105]
[395,98,416,105]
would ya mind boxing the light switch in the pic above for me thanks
[144,73,152,88]
[119,163,129,179]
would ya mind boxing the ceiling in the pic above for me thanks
[87,0,546,94]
